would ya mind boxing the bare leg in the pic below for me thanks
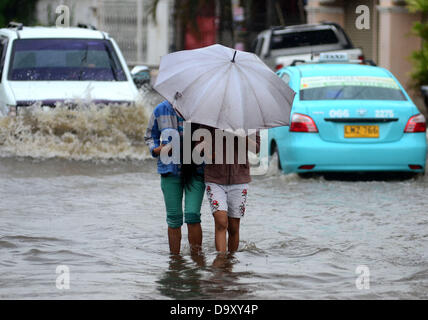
[168,226,181,255]
[213,210,228,253]
[227,217,241,252]
[187,222,202,255]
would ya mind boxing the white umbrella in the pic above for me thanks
[154,44,295,132]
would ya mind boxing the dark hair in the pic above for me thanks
[180,122,201,190]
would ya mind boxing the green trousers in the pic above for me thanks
[160,174,205,228]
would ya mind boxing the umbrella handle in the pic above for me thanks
[174,107,185,120]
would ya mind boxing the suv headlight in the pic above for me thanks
[7,104,17,116]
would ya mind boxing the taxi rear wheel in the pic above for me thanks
[270,143,282,170]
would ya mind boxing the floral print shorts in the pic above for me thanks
[205,183,248,218]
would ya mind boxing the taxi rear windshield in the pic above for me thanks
[8,39,126,81]
[300,76,407,101]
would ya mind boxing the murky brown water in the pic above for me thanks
[0,92,427,299]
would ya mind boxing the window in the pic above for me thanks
[300,85,407,101]
[270,29,339,50]
[255,38,264,56]
[8,39,126,81]
[299,76,407,101]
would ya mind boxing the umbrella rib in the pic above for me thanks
[240,63,295,106]
[156,44,294,131]
[216,65,234,128]
[235,64,266,128]
[181,64,230,120]
[155,61,225,88]
[193,44,237,61]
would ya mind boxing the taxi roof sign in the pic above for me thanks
[319,52,349,62]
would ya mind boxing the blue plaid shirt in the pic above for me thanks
[144,100,183,176]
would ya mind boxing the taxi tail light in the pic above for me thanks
[275,64,284,71]
[409,165,423,170]
[404,114,426,133]
[299,165,315,170]
[290,113,318,132]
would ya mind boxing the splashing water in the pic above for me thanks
[0,99,154,161]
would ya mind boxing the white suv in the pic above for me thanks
[0,22,146,116]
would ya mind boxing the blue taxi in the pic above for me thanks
[268,54,427,174]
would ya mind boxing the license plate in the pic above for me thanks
[344,125,379,138]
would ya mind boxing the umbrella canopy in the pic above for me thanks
[154,44,295,132]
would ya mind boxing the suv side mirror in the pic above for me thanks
[131,65,151,88]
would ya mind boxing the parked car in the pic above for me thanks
[0,22,148,116]
[268,53,427,174]
[252,22,364,71]
[421,85,428,111]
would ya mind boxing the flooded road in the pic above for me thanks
[0,96,427,299]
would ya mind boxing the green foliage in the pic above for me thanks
[406,0,428,13]
[0,0,38,27]
[406,0,428,87]
[410,43,428,86]
[412,21,428,39]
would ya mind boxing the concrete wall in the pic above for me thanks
[376,0,424,112]
[146,0,172,66]
[36,0,98,27]
[305,0,345,26]
[377,1,421,90]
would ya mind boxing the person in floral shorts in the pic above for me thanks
[201,126,260,253]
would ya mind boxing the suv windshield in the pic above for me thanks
[299,76,407,101]
[271,29,339,50]
[8,39,126,81]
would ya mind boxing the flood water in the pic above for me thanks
[0,93,427,299]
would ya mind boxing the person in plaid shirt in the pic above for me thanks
[144,100,205,255]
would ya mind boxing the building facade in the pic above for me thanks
[36,0,173,67]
